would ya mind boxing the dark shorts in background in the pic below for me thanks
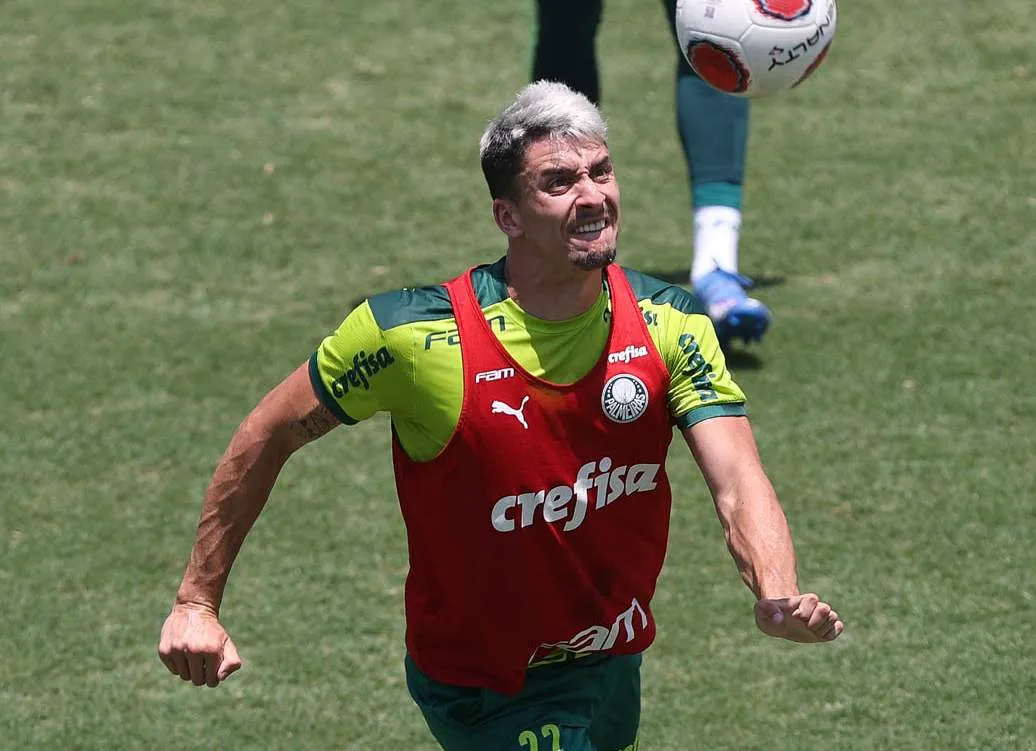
[405,652,642,751]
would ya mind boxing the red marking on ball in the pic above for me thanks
[752,0,813,21]
[687,40,751,94]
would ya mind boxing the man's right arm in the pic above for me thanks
[159,299,404,686]
[177,362,339,613]
[158,362,339,686]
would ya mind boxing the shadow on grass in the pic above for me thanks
[636,267,787,289]
[722,348,765,371]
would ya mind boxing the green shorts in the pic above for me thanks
[405,652,642,751]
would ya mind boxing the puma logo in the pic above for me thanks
[491,396,530,430]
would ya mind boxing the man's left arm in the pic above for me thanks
[682,416,844,643]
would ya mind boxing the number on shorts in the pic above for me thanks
[517,723,561,751]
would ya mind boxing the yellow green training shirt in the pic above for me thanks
[310,259,747,461]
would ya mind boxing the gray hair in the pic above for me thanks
[479,81,608,200]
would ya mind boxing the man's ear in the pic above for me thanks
[492,198,523,238]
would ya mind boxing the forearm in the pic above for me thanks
[719,470,799,600]
[176,418,292,613]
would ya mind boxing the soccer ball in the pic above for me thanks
[674,0,837,98]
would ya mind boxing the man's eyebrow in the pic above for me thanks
[538,157,611,179]
[539,165,579,178]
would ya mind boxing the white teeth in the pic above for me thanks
[573,220,606,234]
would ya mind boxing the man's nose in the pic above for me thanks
[573,175,607,205]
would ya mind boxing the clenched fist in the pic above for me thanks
[158,603,242,687]
[755,593,844,643]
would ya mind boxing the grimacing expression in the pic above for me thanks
[514,136,620,270]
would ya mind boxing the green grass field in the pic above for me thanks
[2,0,1035,748]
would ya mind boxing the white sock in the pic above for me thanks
[690,206,741,284]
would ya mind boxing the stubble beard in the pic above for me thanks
[569,243,617,270]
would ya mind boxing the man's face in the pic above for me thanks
[504,136,621,270]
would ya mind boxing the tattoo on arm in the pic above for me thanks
[287,403,339,445]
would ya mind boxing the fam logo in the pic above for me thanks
[601,374,649,424]
[424,315,506,349]
[753,0,812,21]
[475,366,515,383]
[330,347,394,397]
[532,598,649,660]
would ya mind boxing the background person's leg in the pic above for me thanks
[532,0,604,104]
[663,0,770,345]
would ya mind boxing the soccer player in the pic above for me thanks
[533,0,771,345]
[158,81,843,751]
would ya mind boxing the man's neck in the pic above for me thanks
[503,252,605,321]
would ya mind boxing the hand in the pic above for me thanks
[754,593,844,643]
[158,603,242,687]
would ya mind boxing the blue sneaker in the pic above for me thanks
[693,269,771,344]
